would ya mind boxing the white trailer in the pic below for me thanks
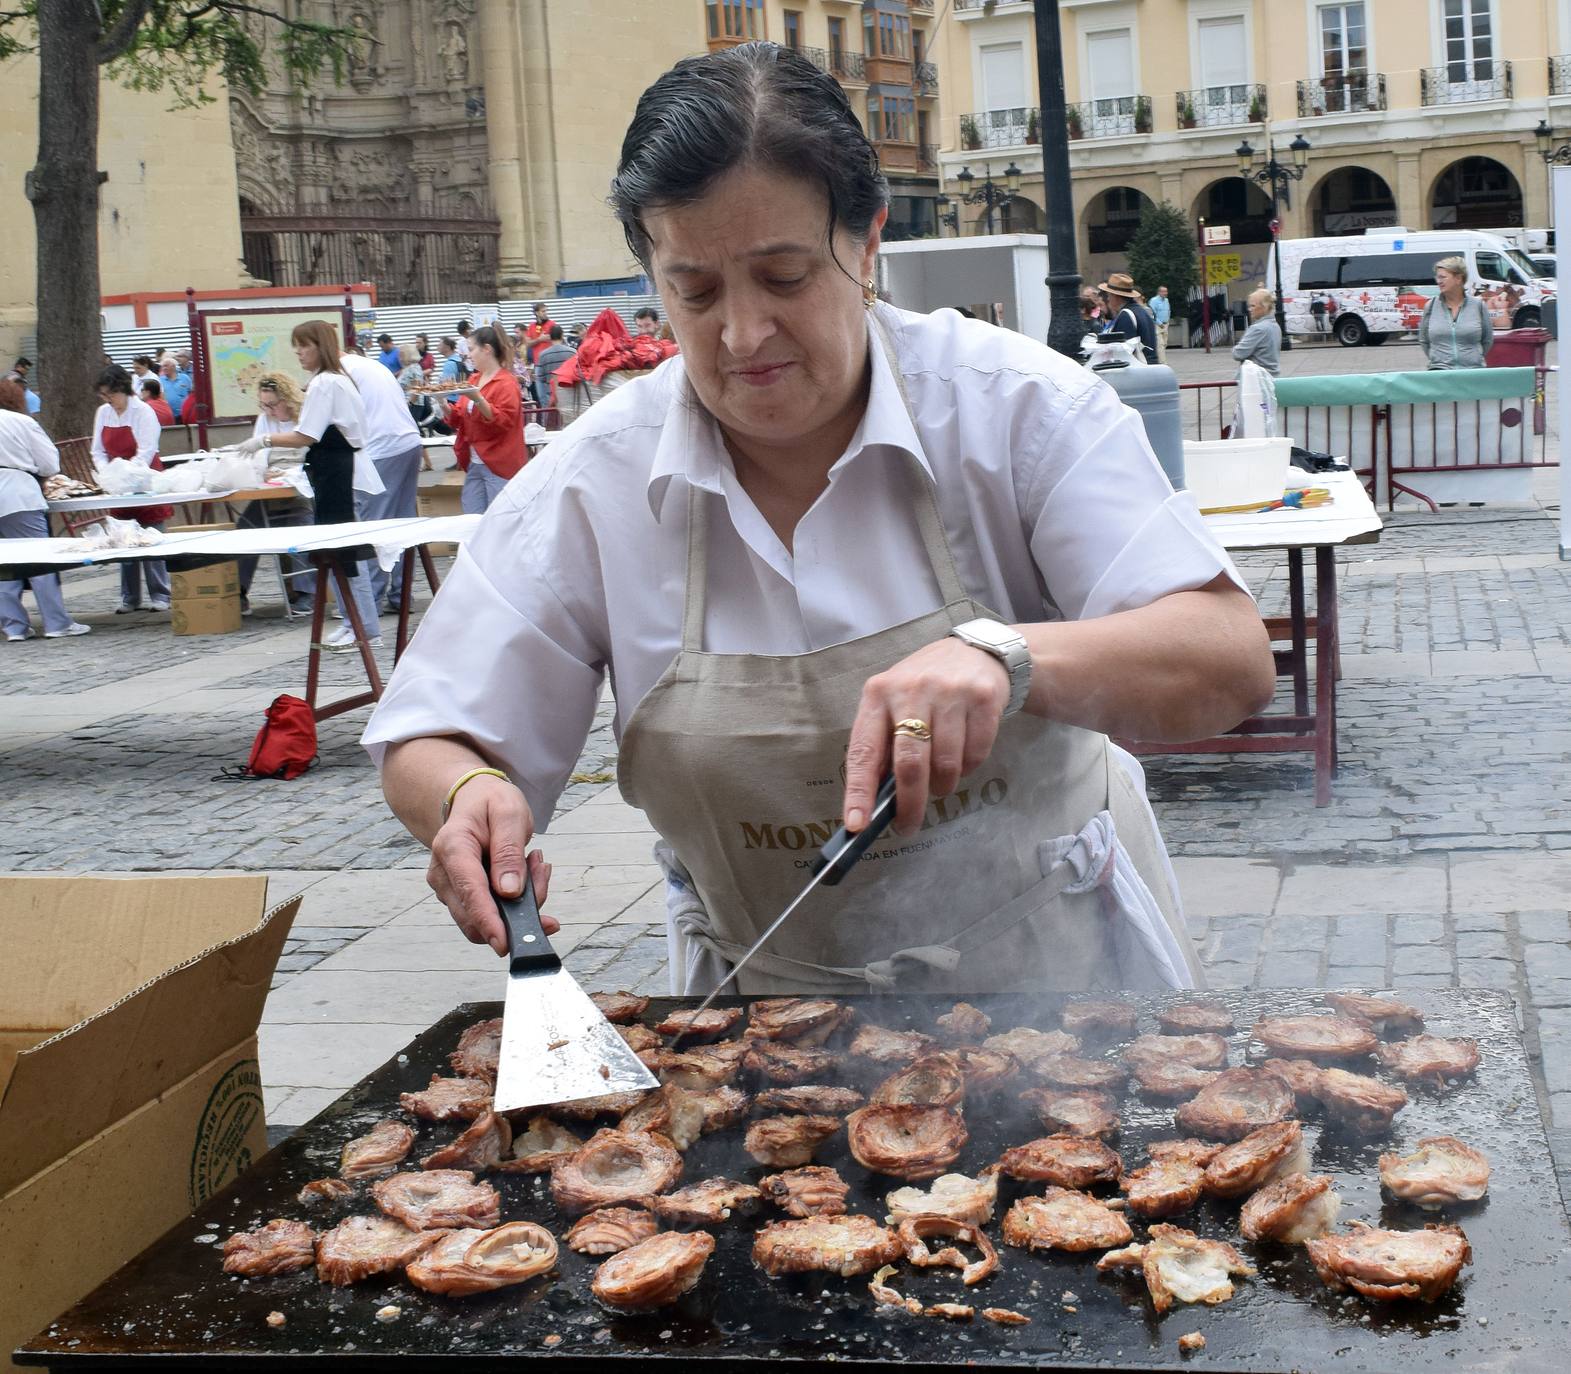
[876,234,1050,341]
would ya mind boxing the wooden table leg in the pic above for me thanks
[1313,545,1338,806]
[418,544,442,594]
[394,548,416,663]
[302,555,329,712]
[307,555,385,722]
[1287,549,1309,718]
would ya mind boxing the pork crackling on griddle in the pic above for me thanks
[449,1018,503,1080]
[869,1053,967,1108]
[1027,1052,1129,1093]
[1251,1014,1378,1063]
[741,1039,840,1084]
[641,1047,744,1090]
[1305,1221,1471,1302]
[405,1221,557,1297]
[935,1001,992,1042]
[759,1165,850,1217]
[747,997,852,1045]
[621,1083,709,1148]
[850,1023,938,1067]
[314,1214,440,1286]
[649,1177,763,1226]
[752,1213,904,1277]
[1239,1173,1342,1243]
[564,1206,660,1255]
[590,991,650,1024]
[222,1219,316,1277]
[339,1119,415,1180]
[996,1132,1123,1188]
[1120,1143,1217,1220]
[1323,991,1424,1037]
[1020,1086,1121,1139]
[550,1088,652,1120]
[1156,1000,1236,1035]
[1130,1059,1221,1100]
[884,1170,998,1225]
[1001,1187,1134,1253]
[1378,1136,1491,1209]
[1175,1068,1296,1141]
[1096,1225,1255,1313]
[654,1006,743,1040]
[898,1214,1000,1286]
[744,1113,843,1168]
[617,1023,663,1053]
[1375,1034,1481,1088]
[1258,1057,1327,1111]
[1060,998,1139,1039]
[1316,1067,1409,1133]
[421,1109,511,1171]
[1201,1120,1309,1199]
[496,1115,583,1173]
[297,1177,353,1205]
[846,1103,969,1181]
[550,1128,684,1212]
[753,1084,866,1115]
[592,1230,716,1310]
[981,1026,1080,1071]
[371,1169,501,1230]
[947,1045,1021,1094]
[1123,1032,1230,1071]
[398,1074,492,1123]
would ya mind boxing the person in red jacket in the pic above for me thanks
[448,324,525,512]
[522,301,554,366]
[138,378,175,426]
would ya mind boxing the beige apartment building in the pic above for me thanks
[931,0,1563,304]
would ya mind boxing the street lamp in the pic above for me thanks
[1534,120,1571,228]
[953,161,1023,235]
[1236,132,1311,350]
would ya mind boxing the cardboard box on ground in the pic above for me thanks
[0,877,299,1372]
[417,469,464,555]
[165,523,242,636]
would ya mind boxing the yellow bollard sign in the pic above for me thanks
[1205,252,1242,286]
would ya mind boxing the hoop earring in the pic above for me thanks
[863,278,877,308]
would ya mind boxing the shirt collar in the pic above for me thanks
[646,312,933,517]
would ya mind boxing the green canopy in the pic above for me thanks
[1273,367,1536,407]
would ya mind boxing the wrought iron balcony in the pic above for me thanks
[827,49,865,84]
[915,61,939,97]
[1297,72,1386,116]
[1550,55,1571,96]
[793,45,829,74]
[1175,83,1266,130]
[1065,95,1151,140]
[909,0,934,12]
[959,106,1038,151]
[1420,60,1512,105]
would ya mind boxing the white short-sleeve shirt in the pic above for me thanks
[340,353,421,462]
[295,369,383,495]
[90,396,161,467]
[363,305,1247,827]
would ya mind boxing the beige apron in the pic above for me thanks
[617,318,1203,997]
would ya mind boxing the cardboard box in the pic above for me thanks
[170,562,241,601]
[171,594,242,636]
[417,469,466,553]
[0,877,299,1372]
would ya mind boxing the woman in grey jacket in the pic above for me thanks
[1419,257,1493,369]
[1232,288,1281,375]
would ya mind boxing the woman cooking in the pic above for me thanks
[1419,256,1493,370]
[364,43,1275,996]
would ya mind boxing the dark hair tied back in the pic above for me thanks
[610,41,888,272]
[471,324,512,368]
[97,365,133,396]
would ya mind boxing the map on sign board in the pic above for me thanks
[199,309,347,420]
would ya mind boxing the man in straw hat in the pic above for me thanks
[1097,272,1158,364]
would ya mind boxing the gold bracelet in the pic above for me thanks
[440,767,510,823]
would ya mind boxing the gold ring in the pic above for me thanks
[892,718,933,743]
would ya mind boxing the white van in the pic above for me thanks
[1276,229,1553,346]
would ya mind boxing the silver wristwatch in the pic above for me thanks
[949,618,1032,716]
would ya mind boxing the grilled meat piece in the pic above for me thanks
[747,998,852,1045]
[869,1263,922,1314]
[847,1104,968,1181]
[898,1214,999,1286]
[1378,1136,1491,1209]
[870,1054,966,1108]
[655,1007,743,1040]
[1002,1188,1133,1252]
[692,1084,749,1131]
[405,1221,557,1297]
[935,1001,992,1042]
[1305,1221,1471,1302]
[621,1084,709,1149]
[1175,1068,1296,1141]
[1097,1225,1255,1314]
[1028,1053,1128,1093]
[650,1178,762,1226]
[222,1219,316,1277]
[449,1018,503,1080]
[297,1178,353,1206]
[1202,1121,1309,1199]
[496,1115,583,1174]
[314,1215,439,1286]
[1021,1086,1121,1139]
[551,1089,652,1120]
[754,1085,866,1115]
[339,1119,415,1180]
[1148,1138,1223,1167]
[752,1214,904,1277]
[641,1047,744,1090]
[1120,1156,1206,1220]
[1324,991,1425,1037]
[744,1113,842,1168]
[924,1302,975,1320]
[1375,1035,1481,1088]
[982,1027,1080,1071]
[590,991,650,1024]
[550,1128,683,1212]
[372,1169,501,1230]
[741,1040,839,1084]
[949,1045,1022,1094]
[997,1132,1123,1188]
[1252,1014,1378,1063]
[981,1307,1031,1326]
[1239,1173,1342,1243]
[1060,998,1139,1039]
[1156,1001,1236,1035]
[850,1024,938,1067]
[885,1171,998,1226]
[1123,1033,1230,1071]
[1258,1058,1327,1111]
[592,1230,716,1310]
[1317,1067,1409,1133]
[398,1074,492,1123]
[1131,1060,1221,1100]
[760,1165,850,1217]
[421,1109,510,1171]
[565,1207,660,1255]
[617,1024,663,1053]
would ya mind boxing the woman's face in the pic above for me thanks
[293,339,321,371]
[1249,293,1271,320]
[1436,267,1464,294]
[643,165,884,460]
[258,388,294,421]
[473,338,496,370]
[97,386,128,414]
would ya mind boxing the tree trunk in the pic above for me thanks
[27,0,105,441]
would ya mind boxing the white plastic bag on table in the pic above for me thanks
[205,452,261,492]
[152,463,205,494]
[81,517,164,550]
[95,457,156,495]
[1231,360,1277,438]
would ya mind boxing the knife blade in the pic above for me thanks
[491,870,658,1114]
[673,772,899,1041]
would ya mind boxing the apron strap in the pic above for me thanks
[676,307,970,654]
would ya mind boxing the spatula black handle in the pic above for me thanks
[495,869,561,976]
[811,772,899,887]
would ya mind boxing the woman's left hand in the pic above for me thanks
[841,636,1013,837]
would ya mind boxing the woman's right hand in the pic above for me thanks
[427,774,556,955]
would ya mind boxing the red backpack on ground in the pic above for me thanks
[234,694,318,780]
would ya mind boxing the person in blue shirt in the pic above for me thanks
[1150,285,1172,363]
[376,333,401,375]
[157,357,190,416]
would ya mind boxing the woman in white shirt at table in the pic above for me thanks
[0,379,89,641]
[91,364,173,613]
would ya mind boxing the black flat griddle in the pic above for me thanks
[16,990,1571,1373]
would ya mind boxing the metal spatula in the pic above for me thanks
[490,872,658,1114]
